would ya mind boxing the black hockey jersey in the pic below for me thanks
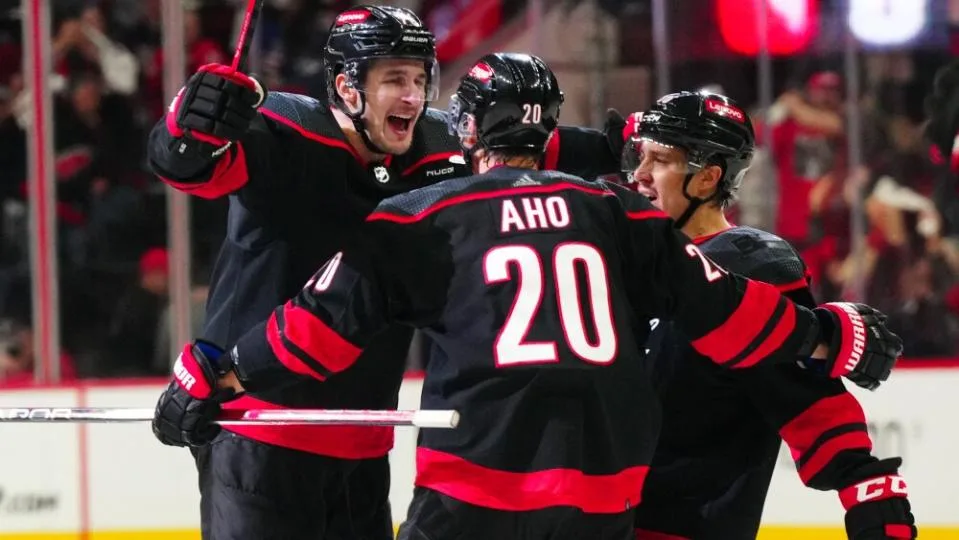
[635,226,879,540]
[147,92,621,458]
[229,171,824,514]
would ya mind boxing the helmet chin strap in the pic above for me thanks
[673,172,718,230]
[337,95,391,156]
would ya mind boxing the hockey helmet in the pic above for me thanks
[448,53,564,155]
[324,5,439,152]
[623,91,755,207]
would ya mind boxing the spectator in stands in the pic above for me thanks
[0,315,76,386]
[769,71,848,300]
[886,255,959,357]
[143,2,226,120]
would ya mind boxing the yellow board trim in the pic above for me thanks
[2,526,957,540]
[757,526,959,540]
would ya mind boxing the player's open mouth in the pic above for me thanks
[635,186,658,201]
[387,114,413,135]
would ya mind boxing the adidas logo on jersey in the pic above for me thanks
[512,175,540,187]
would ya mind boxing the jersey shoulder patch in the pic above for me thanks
[698,226,808,289]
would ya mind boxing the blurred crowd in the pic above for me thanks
[0,0,956,385]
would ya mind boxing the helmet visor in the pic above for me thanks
[447,94,478,149]
[621,135,701,183]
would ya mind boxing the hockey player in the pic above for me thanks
[155,53,901,540]
[147,5,625,539]
[623,91,917,540]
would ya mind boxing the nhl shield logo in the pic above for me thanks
[373,166,390,184]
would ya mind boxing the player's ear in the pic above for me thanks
[335,73,360,112]
[696,164,724,199]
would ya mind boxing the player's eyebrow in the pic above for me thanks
[382,68,426,78]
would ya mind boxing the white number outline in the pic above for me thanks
[685,244,726,283]
[484,243,617,366]
[521,103,543,124]
[311,251,344,292]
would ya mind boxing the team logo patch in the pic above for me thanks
[374,166,390,184]
[704,98,746,123]
[468,62,495,82]
[335,10,370,26]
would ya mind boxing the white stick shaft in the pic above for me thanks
[0,408,459,429]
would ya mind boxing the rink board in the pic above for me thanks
[0,367,956,537]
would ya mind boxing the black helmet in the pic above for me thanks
[448,53,564,156]
[624,91,755,206]
[324,5,438,153]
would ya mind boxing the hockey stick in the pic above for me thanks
[0,408,459,428]
[232,0,265,73]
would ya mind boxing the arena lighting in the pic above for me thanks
[717,0,818,56]
[848,0,927,46]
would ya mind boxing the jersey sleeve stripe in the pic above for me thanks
[266,311,329,380]
[725,296,795,368]
[401,151,461,177]
[157,144,249,199]
[796,423,870,469]
[776,276,810,293]
[779,392,873,483]
[797,431,873,484]
[690,279,781,364]
[275,301,362,377]
[542,128,561,171]
[260,107,362,161]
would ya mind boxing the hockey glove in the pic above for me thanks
[805,302,902,391]
[152,340,237,448]
[840,458,917,540]
[165,63,266,153]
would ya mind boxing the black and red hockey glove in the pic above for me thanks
[810,302,903,390]
[152,340,237,448]
[840,458,917,540]
[165,63,266,154]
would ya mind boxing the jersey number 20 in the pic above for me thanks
[484,243,616,367]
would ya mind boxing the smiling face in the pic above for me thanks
[336,58,429,155]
